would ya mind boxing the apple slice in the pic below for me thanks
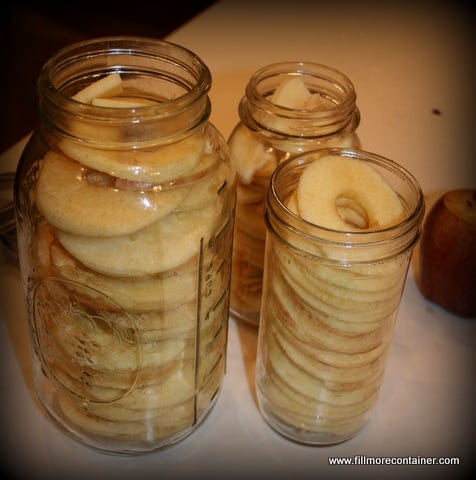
[270,76,335,111]
[57,132,205,183]
[36,150,188,237]
[271,77,312,109]
[57,199,223,276]
[419,189,476,318]
[296,155,405,231]
[72,73,123,104]
[228,124,277,184]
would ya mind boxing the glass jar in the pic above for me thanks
[256,148,424,445]
[229,62,361,326]
[14,37,236,454]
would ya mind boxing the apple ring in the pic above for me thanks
[57,199,222,277]
[175,153,231,212]
[270,321,387,384]
[261,329,383,407]
[50,345,188,391]
[267,270,389,354]
[263,360,380,410]
[53,338,224,407]
[271,308,392,369]
[48,309,195,373]
[297,155,405,232]
[55,354,224,441]
[37,150,188,237]
[229,123,278,184]
[276,245,404,308]
[103,304,196,341]
[72,72,123,104]
[69,395,196,424]
[257,375,373,437]
[258,332,381,435]
[277,251,402,329]
[57,132,206,183]
[259,368,378,426]
[55,362,196,415]
[57,395,194,441]
[50,245,197,312]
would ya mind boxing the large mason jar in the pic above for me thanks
[14,37,236,454]
[228,62,361,326]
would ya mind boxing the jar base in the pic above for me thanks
[256,389,365,446]
[36,388,221,455]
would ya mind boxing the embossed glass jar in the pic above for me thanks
[14,37,235,454]
[228,62,361,326]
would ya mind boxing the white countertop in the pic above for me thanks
[1,1,474,478]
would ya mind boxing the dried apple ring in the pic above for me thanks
[50,245,197,312]
[297,155,405,231]
[229,123,278,184]
[57,132,206,183]
[37,151,188,237]
[57,200,222,277]
[72,73,123,103]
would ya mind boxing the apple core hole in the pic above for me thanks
[84,168,115,188]
[335,195,369,229]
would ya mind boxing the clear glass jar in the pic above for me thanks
[229,62,361,326]
[256,148,424,445]
[14,37,236,454]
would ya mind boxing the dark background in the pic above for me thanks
[0,0,217,153]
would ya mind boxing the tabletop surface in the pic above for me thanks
[1,1,474,479]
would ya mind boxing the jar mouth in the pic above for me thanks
[38,36,211,144]
[243,62,359,137]
[266,148,425,261]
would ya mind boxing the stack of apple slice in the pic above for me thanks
[31,74,234,446]
[230,77,356,324]
[257,154,411,440]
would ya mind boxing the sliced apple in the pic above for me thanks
[228,124,277,184]
[72,73,123,104]
[271,76,312,109]
[50,244,198,311]
[57,199,222,276]
[297,155,405,231]
[306,91,336,110]
[175,152,231,212]
[270,76,335,111]
[57,132,205,183]
[36,150,188,237]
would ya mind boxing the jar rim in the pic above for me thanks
[241,61,359,138]
[247,62,356,114]
[38,36,211,120]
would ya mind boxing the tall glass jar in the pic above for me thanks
[256,148,424,445]
[229,62,361,326]
[14,37,236,454]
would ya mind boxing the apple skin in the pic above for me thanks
[419,189,476,318]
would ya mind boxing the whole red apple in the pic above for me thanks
[419,189,476,318]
